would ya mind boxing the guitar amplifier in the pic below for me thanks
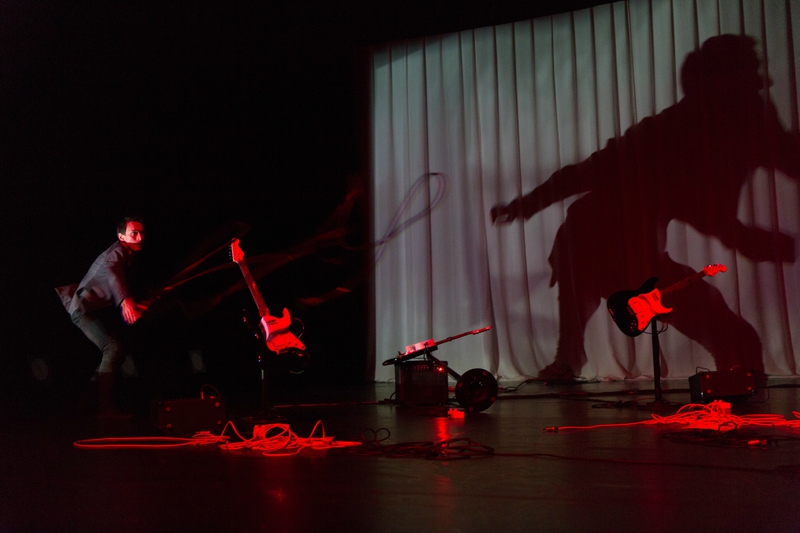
[395,360,449,405]
[688,368,757,403]
[156,397,226,435]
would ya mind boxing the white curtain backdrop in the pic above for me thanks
[371,0,800,382]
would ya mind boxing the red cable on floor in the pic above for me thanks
[545,400,800,432]
[73,426,233,449]
[74,419,362,455]
[219,420,362,456]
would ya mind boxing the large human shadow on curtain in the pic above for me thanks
[491,34,799,379]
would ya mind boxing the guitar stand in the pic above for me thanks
[647,318,679,410]
[242,312,284,423]
[255,352,283,422]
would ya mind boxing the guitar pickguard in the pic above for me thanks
[627,289,673,331]
[259,308,306,353]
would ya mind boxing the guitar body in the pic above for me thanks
[259,308,306,354]
[607,277,667,337]
[606,264,726,337]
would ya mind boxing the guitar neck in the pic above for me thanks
[236,260,270,318]
[661,270,708,297]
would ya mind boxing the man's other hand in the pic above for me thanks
[121,298,147,324]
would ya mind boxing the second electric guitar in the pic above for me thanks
[230,239,307,356]
[607,264,727,337]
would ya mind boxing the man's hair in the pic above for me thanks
[117,216,144,235]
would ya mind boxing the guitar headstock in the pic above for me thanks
[230,238,245,264]
[703,263,727,277]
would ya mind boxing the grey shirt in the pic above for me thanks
[65,241,134,315]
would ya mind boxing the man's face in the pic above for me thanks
[118,221,145,252]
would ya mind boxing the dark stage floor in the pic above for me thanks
[3,378,800,533]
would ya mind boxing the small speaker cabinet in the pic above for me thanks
[156,397,226,435]
[395,360,449,405]
[688,368,757,403]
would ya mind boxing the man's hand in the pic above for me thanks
[490,199,521,224]
[120,298,148,324]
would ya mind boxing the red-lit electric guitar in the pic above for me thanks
[230,239,307,359]
[607,264,727,337]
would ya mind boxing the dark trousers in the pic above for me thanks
[71,308,126,375]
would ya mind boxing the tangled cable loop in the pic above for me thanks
[220,420,361,456]
[649,402,800,431]
[551,401,800,435]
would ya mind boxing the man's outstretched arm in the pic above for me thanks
[490,140,617,224]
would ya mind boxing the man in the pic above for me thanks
[59,216,149,418]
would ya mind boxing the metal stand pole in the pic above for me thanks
[260,355,271,417]
[650,318,666,405]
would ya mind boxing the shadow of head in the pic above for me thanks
[681,34,768,100]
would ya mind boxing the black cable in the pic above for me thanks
[340,428,493,460]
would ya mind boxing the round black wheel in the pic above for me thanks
[281,349,310,374]
[455,368,498,412]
